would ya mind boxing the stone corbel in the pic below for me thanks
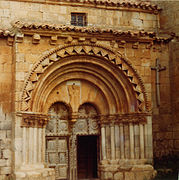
[132,42,139,49]
[7,36,14,46]
[118,40,126,48]
[66,36,73,43]
[90,37,97,43]
[32,33,41,44]
[17,111,50,128]
[15,33,24,43]
[78,37,85,42]
[146,42,153,49]
[50,35,58,45]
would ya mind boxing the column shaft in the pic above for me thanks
[22,127,27,164]
[33,127,37,164]
[129,123,134,159]
[38,128,42,163]
[139,124,145,159]
[42,128,46,162]
[29,127,33,164]
[119,123,124,159]
[101,125,106,160]
[115,125,120,159]
[110,124,115,160]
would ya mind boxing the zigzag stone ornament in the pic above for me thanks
[21,43,149,112]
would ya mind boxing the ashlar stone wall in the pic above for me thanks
[150,0,179,158]
[0,38,13,179]
[0,0,158,31]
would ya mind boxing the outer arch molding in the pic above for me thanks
[21,43,149,113]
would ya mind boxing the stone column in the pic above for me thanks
[70,113,78,180]
[106,125,110,159]
[110,122,115,160]
[119,123,124,159]
[139,124,145,159]
[38,128,42,163]
[17,112,49,167]
[29,127,33,164]
[124,124,130,158]
[101,124,107,160]
[134,124,140,159]
[22,127,27,164]
[129,123,134,159]
[33,128,37,164]
[115,124,120,159]
[146,116,153,159]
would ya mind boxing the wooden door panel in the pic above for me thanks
[46,137,69,180]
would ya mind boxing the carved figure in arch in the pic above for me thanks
[68,83,81,112]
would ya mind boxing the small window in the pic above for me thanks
[71,13,87,27]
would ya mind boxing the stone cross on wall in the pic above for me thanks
[151,58,166,107]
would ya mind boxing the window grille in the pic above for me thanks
[71,13,87,26]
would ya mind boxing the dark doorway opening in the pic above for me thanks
[77,135,98,179]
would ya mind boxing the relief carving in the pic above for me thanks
[21,44,148,113]
[17,111,50,128]
[68,83,80,112]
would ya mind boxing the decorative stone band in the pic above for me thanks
[17,111,50,128]
[17,111,149,128]
[99,113,149,125]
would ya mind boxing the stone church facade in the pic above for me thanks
[0,0,178,180]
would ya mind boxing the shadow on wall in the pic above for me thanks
[154,154,179,180]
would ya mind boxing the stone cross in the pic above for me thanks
[151,58,166,107]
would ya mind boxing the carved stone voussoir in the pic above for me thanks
[17,111,50,128]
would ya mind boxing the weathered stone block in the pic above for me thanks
[114,172,123,180]
[104,172,113,179]
[125,172,135,180]
[0,159,7,167]
[0,166,11,175]
[2,149,11,159]
[0,121,11,130]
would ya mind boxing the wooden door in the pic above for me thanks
[46,102,70,180]
[46,137,69,180]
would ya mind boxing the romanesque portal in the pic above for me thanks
[16,44,154,180]
[46,102,99,179]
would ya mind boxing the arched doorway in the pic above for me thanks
[46,102,100,180]
[46,102,70,180]
[19,44,154,180]
[76,103,99,179]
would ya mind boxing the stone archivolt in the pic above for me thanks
[21,43,149,113]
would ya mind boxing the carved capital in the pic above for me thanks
[99,113,148,125]
[17,111,50,128]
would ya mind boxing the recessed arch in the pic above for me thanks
[78,102,100,116]
[21,43,149,113]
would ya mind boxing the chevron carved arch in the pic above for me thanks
[21,43,149,112]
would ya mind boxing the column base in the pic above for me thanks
[99,160,157,180]
[14,166,55,180]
